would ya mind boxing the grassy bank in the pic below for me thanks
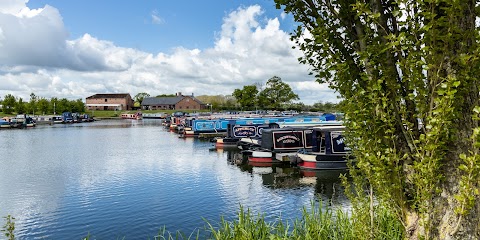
[3,203,404,239]
[204,204,403,240]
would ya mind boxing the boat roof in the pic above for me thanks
[312,125,346,131]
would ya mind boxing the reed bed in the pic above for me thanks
[150,203,404,240]
[6,202,403,240]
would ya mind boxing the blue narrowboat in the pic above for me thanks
[62,112,73,123]
[296,126,354,170]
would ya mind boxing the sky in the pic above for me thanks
[0,0,339,105]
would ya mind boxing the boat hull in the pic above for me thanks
[297,153,351,170]
[215,137,239,148]
[247,150,287,165]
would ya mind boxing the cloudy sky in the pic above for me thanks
[0,0,339,104]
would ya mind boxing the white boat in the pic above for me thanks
[121,112,142,120]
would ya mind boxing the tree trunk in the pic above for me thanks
[434,100,479,239]
[427,0,480,238]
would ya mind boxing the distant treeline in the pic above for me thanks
[195,94,342,112]
[0,93,85,115]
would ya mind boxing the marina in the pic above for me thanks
[0,119,351,239]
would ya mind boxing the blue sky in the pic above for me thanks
[0,0,338,104]
[28,0,294,53]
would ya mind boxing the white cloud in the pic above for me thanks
[0,1,338,104]
[0,0,27,15]
[151,10,164,25]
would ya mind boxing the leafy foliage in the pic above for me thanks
[37,98,49,115]
[27,93,37,115]
[232,85,259,110]
[257,76,299,110]
[2,215,15,240]
[134,92,150,104]
[2,94,16,114]
[275,0,480,238]
[1,94,85,116]
[14,98,26,114]
[196,95,237,111]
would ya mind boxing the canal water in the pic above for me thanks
[0,120,349,239]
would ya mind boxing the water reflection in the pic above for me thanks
[301,169,349,205]
[0,120,351,239]
[222,148,350,205]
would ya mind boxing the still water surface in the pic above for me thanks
[0,120,349,239]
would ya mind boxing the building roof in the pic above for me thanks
[189,96,205,105]
[142,97,184,105]
[86,93,131,99]
[141,95,206,106]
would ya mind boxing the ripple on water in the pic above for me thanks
[0,120,351,239]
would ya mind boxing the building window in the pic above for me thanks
[105,99,107,102]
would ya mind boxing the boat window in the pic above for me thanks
[319,132,326,154]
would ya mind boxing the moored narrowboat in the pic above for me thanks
[121,112,142,120]
[296,126,354,170]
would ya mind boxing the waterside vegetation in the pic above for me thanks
[275,0,480,239]
[4,202,404,240]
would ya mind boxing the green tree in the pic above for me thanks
[232,85,259,110]
[196,95,238,111]
[276,0,479,239]
[71,99,85,113]
[2,94,16,114]
[27,93,37,115]
[57,98,70,113]
[312,101,338,113]
[257,76,299,110]
[134,92,150,104]
[37,98,49,115]
[15,98,26,114]
[285,102,308,112]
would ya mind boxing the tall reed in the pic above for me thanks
[5,201,403,239]
[205,202,404,240]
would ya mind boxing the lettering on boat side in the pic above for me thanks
[233,126,256,137]
[276,135,300,143]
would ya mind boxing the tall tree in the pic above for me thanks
[312,101,338,112]
[71,99,85,113]
[15,98,26,114]
[2,94,16,114]
[232,85,259,110]
[27,93,37,115]
[276,0,479,239]
[57,98,70,113]
[257,76,299,110]
[134,92,150,104]
[37,98,49,115]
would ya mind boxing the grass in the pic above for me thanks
[5,202,404,240]
[204,203,404,240]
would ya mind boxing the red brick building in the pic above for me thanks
[86,93,134,110]
[141,93,206,110]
